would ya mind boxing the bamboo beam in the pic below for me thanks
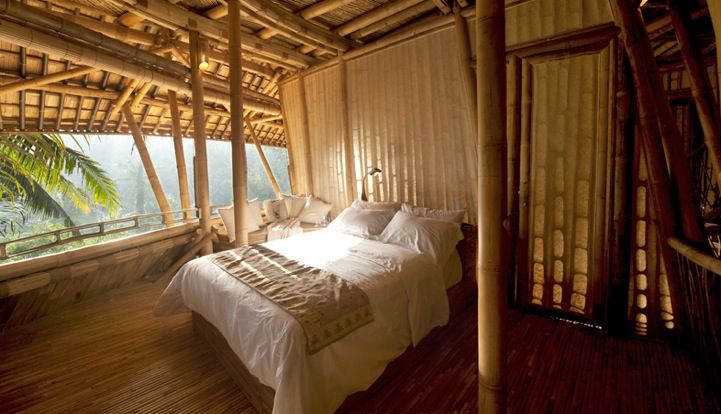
[0,0,186,77]
[168,89,192,221]
[336,0,424,36]
[122,104,173,224]
[339,55,356,205]
[241,0,355,51]
[229,0,249,247]
[204,4,228,19]
[111,0,318,67]
[190,30,212,255]
[670,2,721,192]
[0,66,96,96]
[350,1,437,40]
[301,0,356,19]
[61,12,157,46]
[609,0,692,328]
[476,0,508,412]
[452,4,477,140]
[111,79,140,117]
[245,115,282,198]
[430,0,451,14]
[130,82,153,110]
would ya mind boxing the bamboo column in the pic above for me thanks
[453,3,477,140]
[190,30,212,255]
[611,5,706,246]
[670,2,721,192]
[229,0,249,247]
[507,55,521,306]
[298,74,314,194]
[245,116,282,198]
[121,104,173,224]
[476,0,508,412]
[168,89,192,221]
[339,55,356,205]
[609,0,691,326]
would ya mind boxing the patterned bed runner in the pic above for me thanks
[209,245,374,354]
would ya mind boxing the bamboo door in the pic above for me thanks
[518,39,616,322]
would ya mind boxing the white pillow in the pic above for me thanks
[218,201,262,243]
[327,207,395,238]
[263,199,288,223]
[401,203,465,223]
[351,200,402,212]
[284,194,309,217]
[379,211,464,264]
[298,197,332,225]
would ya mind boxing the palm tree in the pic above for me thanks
[0,133,120,236]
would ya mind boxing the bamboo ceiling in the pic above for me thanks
[0,0,453,147]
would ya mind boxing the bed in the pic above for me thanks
[155,207,476,414]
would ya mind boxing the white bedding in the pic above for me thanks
[155,229,449,414]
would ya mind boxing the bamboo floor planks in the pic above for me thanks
[0,280,718,413]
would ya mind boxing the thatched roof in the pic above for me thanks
[0,0,450,146]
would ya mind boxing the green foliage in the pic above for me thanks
[0,133,120,236]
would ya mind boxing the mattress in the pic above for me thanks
[155,229,450,414]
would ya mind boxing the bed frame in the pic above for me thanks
[192,224,477,414]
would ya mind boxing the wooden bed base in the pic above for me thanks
[192,224,478,414]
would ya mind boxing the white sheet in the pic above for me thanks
[155,229,449,414]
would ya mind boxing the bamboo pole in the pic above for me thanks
[350,2,437,40]
[159,231,215,281]
[476,0,508,412]
[298,75,314,194]
[336,0,424,36]
[507,55,521,306]
[190,30,212,255]
[111,79,140,117]
[168,89,192,221]
[609,0,691,327]
[0,66,96,96]
[130,82,153,110]
[670,3,721,192]
[453,4,477,140]
[229,0,249,247]
[245,116,282,198]
[339,55,356,205]
[122,104,173,225]
[60,12,157,46]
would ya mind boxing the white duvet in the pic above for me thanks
[154,229,449,414]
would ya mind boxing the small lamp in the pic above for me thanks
[198,39,209,72]
[361,167,382,201]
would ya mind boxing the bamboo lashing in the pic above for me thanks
[669,3,721,193]
[190,30,212,255]
[244,115,282,198]
[229,0,249,248]
[0,66,96,96]
[168,89,192,221]
[121,104,174,225]
[476,0,509,412]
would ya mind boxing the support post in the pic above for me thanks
[507,55,521,306]
[229,0,249,247]
[453,3,477,140]
[298,74,314,194]
[339,55,356,205]
[476,0,508,412]
[245,116,282,198]
[190,30,212,254]
[670,2,721,192]
[609,0,692,327]
[121,104,173,224]
[168,89,192,221]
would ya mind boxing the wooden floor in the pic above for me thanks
[0,280,719,414]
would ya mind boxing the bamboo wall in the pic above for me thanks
[0,226,197,331]
[282,28,477,221]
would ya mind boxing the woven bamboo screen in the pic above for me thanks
[281,27,477,221]
[280,77,312,195]
[526,47,612,318]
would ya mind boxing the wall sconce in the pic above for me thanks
[198,39,209,72]
[361,167,382,201]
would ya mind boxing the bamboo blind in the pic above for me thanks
[527,47,611,318]
[281,28,477,221]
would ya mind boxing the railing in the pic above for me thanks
[0,205,225,261]
[667,237,721,371]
